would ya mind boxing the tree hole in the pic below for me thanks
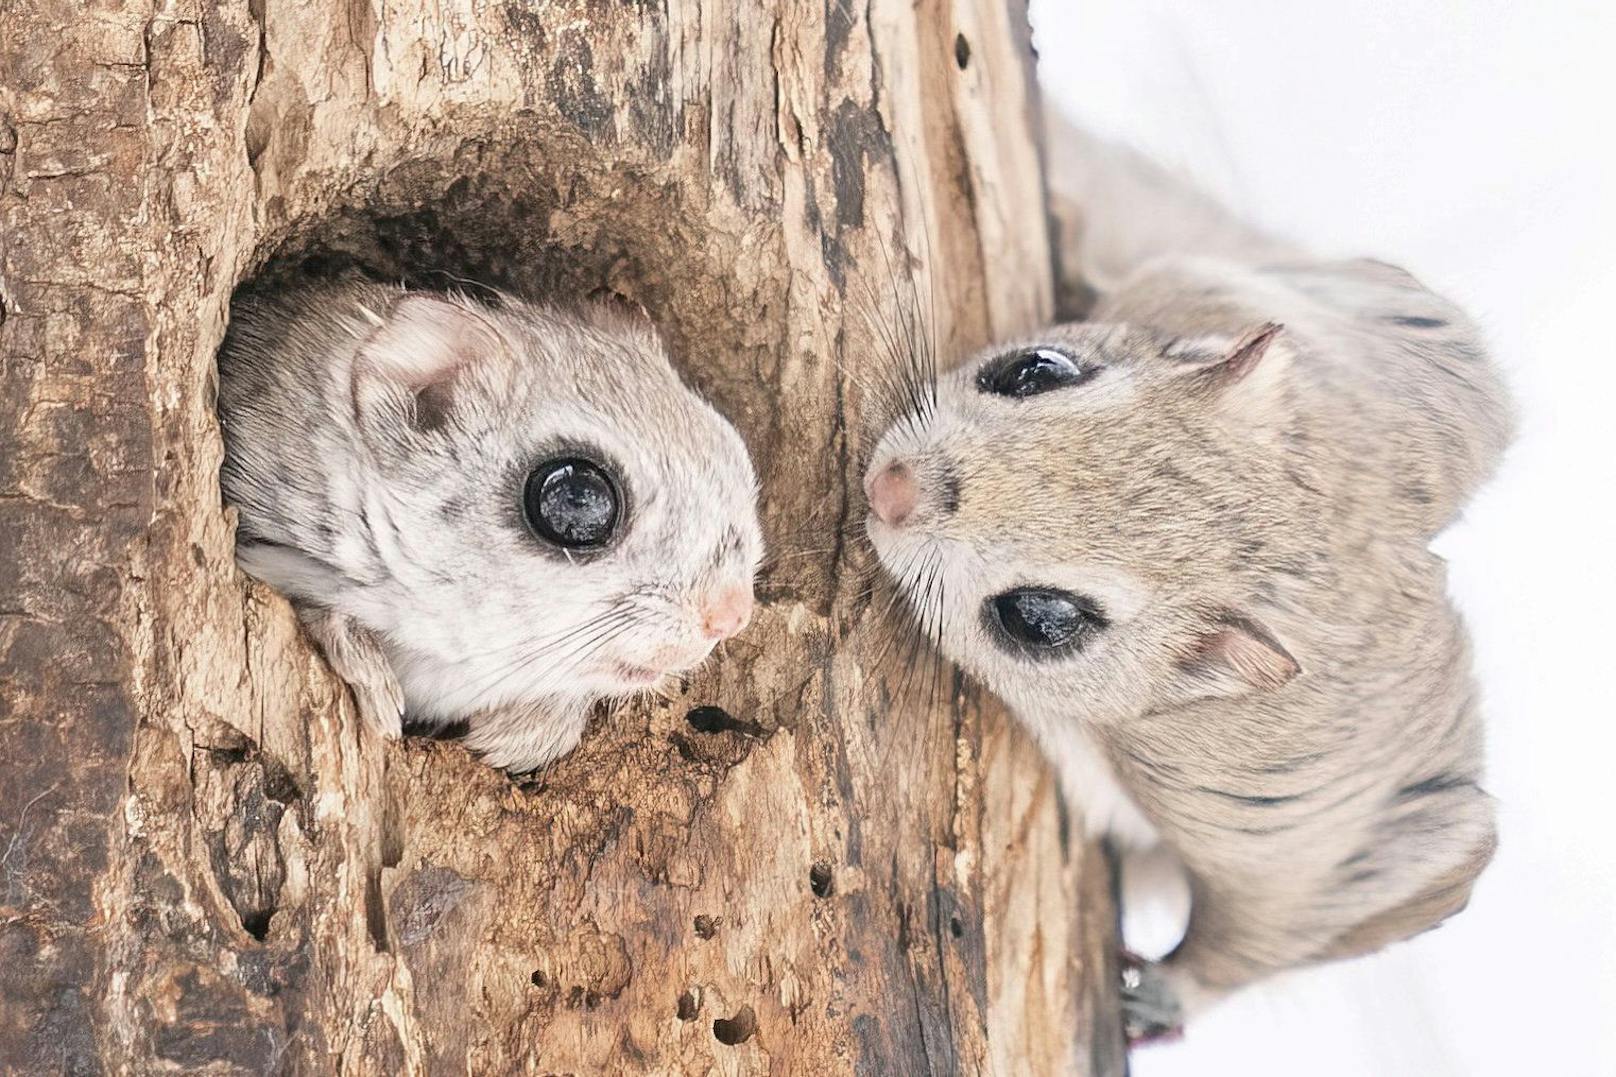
[712,1004,756,1045]
[693,914,719,939]
[241,909,273,941]
[809,861,834,898]
[380,789,405,869]
[363,868,389,953]
[685,705,763,736]
[954,34,972,70]
[676,989,700,1021]
[686,706,731,733]
[234,139,696,334]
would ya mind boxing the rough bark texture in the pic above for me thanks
[1,1,1122,1073]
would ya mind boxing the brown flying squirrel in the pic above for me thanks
[860,114,1513,1039]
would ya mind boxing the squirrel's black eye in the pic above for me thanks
[985,588,1107,654]
[523,458,620,549]
[977,348,1094,398]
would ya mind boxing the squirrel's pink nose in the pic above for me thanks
[865,460,919,527]
[701,584,754,640]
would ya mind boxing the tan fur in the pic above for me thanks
[1317,831,1497,963]
[862,115,1514,1028]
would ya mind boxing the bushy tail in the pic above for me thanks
[1044,109,1294,313]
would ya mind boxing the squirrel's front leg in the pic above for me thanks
[459,698,593,775]
[298,606,405,741]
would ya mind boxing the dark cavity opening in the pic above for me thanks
[954,34,972,69]
[809,861,835,898]
[676,990,700,1021]
[713,1004,757,1045]
[364,869,389,953]
[380,789,405,869]
[241,909,273,941]
[686,705,763,736]
[227,140,692,372]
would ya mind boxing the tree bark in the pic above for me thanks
[0,1,1122,1073]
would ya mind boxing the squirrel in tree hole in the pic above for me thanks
[860,113,1513,1041]
[216,280,762,772]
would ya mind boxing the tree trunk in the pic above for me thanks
[0,1,1122,1073]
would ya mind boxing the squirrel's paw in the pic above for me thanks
[1120,949,1185,1048]
[299,607,405,741]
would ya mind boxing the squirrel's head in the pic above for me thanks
[862,320,1310,719]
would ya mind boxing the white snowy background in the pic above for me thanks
[1027,2,1616,1074]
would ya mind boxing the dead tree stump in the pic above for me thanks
[0,1,1122,1072]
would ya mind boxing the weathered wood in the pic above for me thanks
[0,1,1122,1072]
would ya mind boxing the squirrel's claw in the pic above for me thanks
[1120,949,1185,1048]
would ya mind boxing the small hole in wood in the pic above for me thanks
[380,790,405,869]
[363,869,388,953]
[684,705,765,738]
[713,1004,756,1045]
[530,970,546,988]
[686,705,733,733]
[241,909,273,941]
[809,861,834,898]
[694,914,719,939]
[954,33,972,70]
[677,989,700,1021]
[949,916,964,939]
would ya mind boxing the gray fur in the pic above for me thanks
[863,117,1512,1028]
[218,281,761,771]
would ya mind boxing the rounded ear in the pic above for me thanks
[1210,322,1284,384]
[575,289,664,347]
[1172,609,1301,702]
[583,286,653,321]
[1167,322,1292,419]
[350,292,509,437]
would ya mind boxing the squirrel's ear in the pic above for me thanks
[576,288,663,345]
[1169,322,1291,416]
[1172,609,1300,700]
[1212,322,1285,383]
[351,293,507,435]
[584,287,653,321]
